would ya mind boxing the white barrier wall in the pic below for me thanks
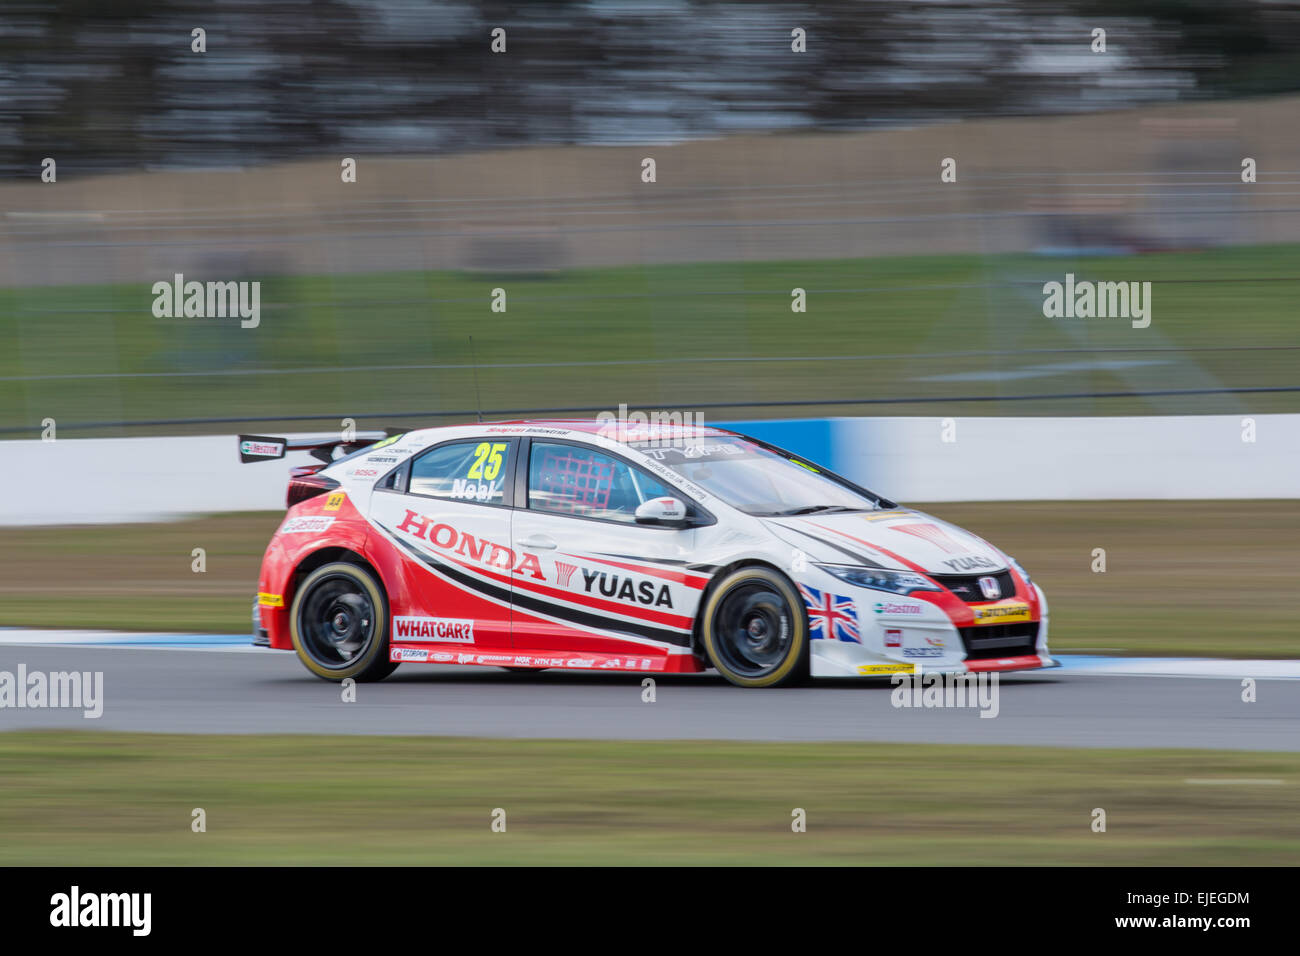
[0,416,1295,525]
[0,434,326,526]
[823,415,1299,502]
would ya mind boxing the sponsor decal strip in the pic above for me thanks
[437,549,694,631]
[389,645,668,671]
[382,509,690,628]
[380,525,692,648]
[571,553,711,589]
[873,599,925,616]
[858,662,915,675]
[970,601,1033,625]
[280,515,336,534]
[508,603,697,655]
[376,524,668,652]
[392,617,475,643]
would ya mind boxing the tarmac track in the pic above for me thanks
[2,637,1299,750]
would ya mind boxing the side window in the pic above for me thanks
[409,440,512,505]
[377,461,408,491]
[528,442,673,523]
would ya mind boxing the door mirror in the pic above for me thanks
[635,496,690,526]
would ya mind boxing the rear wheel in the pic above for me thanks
[700,566,808,688]
[290,562,398,682]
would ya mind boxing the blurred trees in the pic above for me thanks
[4,0,1300,177]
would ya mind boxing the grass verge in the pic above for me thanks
[0,732,1295,865]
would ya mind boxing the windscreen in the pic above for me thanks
[631,437,878,516]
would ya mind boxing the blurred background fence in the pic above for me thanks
[2,0,1299,436]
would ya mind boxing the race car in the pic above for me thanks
[243,420,1054,688]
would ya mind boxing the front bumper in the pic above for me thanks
[809,603,1054,678]
[252,597,271,647]
[810,641,1058,678]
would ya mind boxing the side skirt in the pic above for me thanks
[389,644,706,672]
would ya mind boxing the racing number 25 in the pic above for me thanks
[467,442,508,481]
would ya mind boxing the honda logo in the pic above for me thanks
[977,576,1001,600]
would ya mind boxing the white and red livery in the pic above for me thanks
[246,420,1054,688]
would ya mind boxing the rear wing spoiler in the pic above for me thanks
[238,431,397,464]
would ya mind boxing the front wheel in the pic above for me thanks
[700,566,808,688]
[290,562,398,682]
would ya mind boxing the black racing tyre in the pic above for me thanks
[700,566,809,688]
[290,561,398,682]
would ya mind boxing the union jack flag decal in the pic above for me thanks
[797,583,861,643]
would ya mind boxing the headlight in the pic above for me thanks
[818,565,940,594]
[1007,557,1033,588]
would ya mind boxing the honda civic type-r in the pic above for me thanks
[243,420,1054,688]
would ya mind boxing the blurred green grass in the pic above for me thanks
[1,500,1295,657]
[0,732,1295,865]
[2,245,1298,435]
